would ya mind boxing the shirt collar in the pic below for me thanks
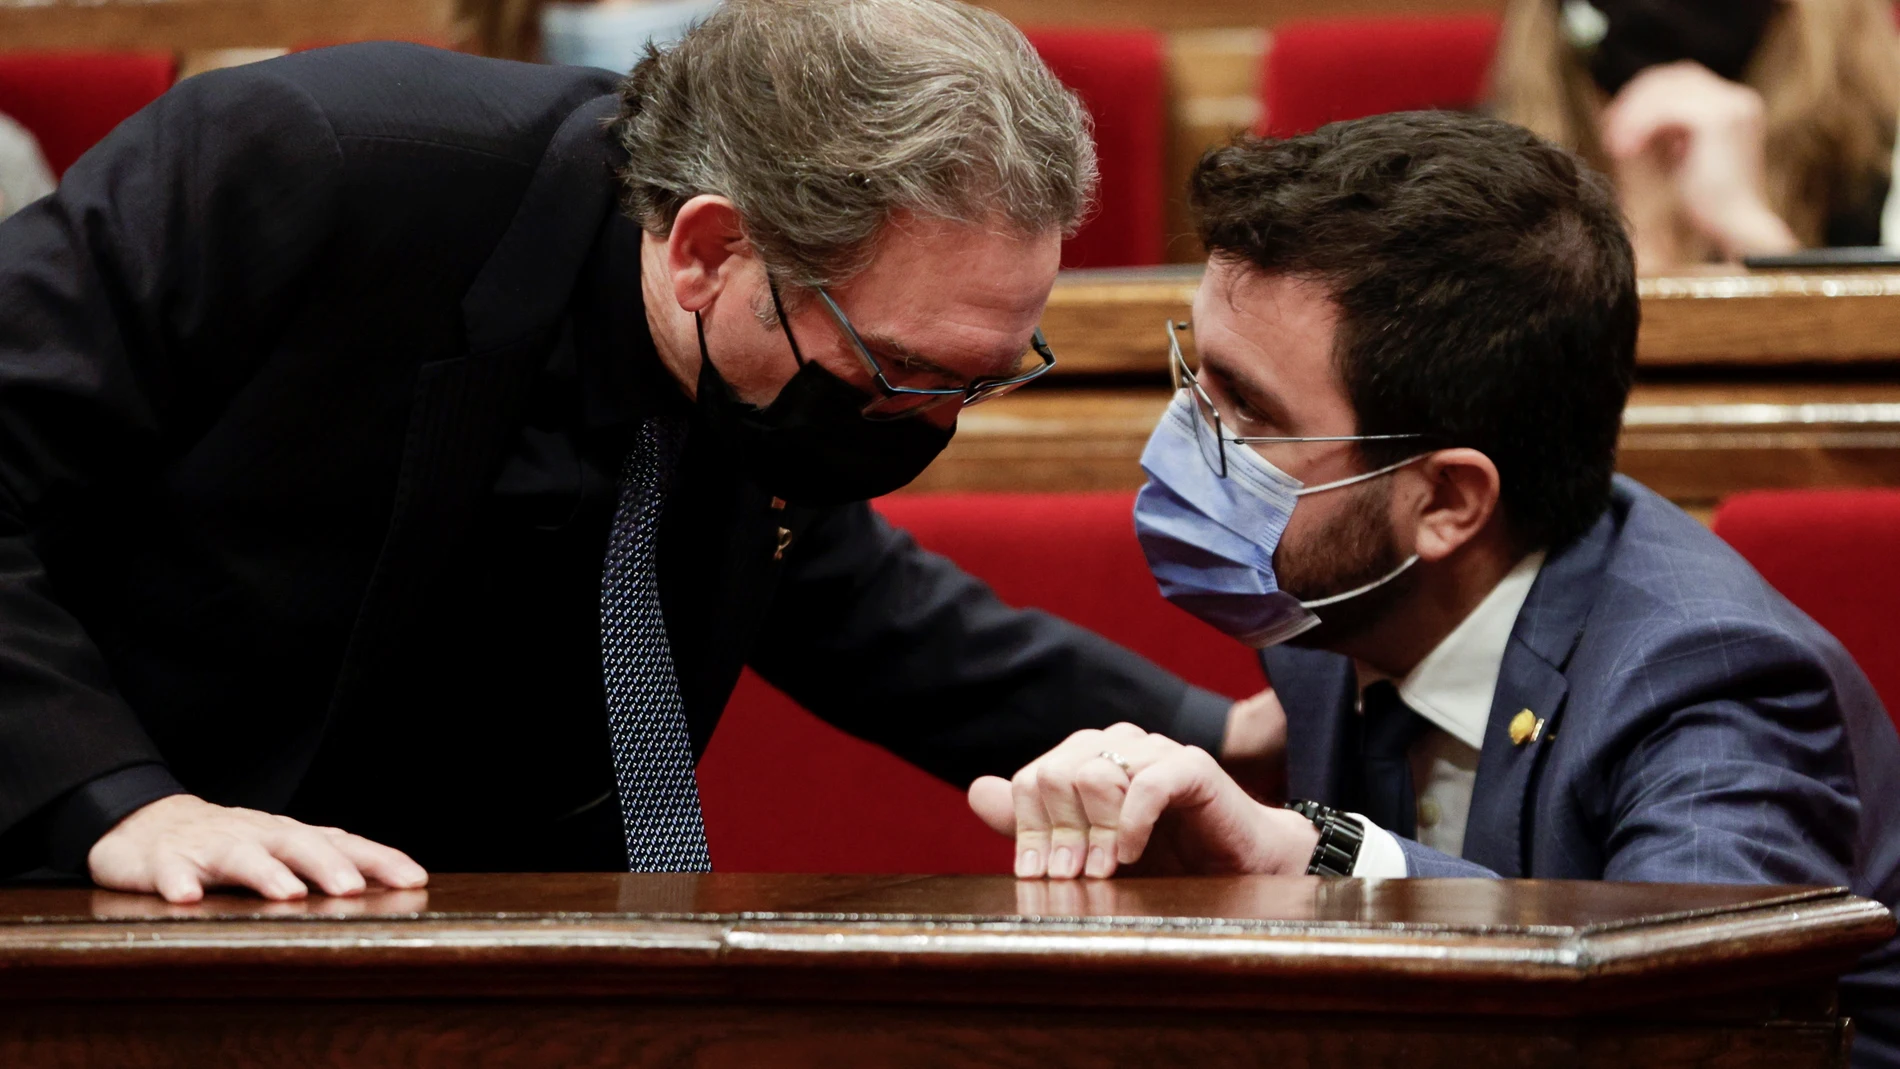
[1355,550,1547,750]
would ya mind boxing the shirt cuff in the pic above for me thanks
[1168,685,1233,755]
[1349,814,1409,878]
[43,763,187,875]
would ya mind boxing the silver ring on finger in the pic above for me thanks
[1097,750,1134,778]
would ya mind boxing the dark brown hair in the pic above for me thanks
[1192,111,1638,550]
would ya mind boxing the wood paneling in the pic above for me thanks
[1163,31,1266,262]
[0,874,1887,1068]
[0,0,459,53]
[1637,272,1900,366]
[973,0,1505,32]
[0,1001,1858,1069]
[909,381,1900,507]
[1041,267,1900,376]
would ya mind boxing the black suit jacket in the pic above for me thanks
[0,44,1229,872]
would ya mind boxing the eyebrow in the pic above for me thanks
[1200,348,1294,432]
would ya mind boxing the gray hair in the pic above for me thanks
[611,0,1099,290]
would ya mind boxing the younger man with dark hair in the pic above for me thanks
[971,111,1900,1067]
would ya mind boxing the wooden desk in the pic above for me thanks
[910,381,1900,510]
[1043,267,1900,375]
[0,874,1887,1067]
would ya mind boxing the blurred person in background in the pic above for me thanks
[1492,0,1900,271]
[0,111,54,224]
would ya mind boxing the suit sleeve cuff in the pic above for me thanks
[43,764,187,875]
[1168,685,1233,754]
[1349,814,1408,878]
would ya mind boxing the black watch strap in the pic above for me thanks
[1288,799,1364,877]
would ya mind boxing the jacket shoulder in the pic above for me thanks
[1573,478,1864,700]
[208,44,621,168]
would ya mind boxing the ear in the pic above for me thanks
[1405,448,1502,564]
[665,194,754,314]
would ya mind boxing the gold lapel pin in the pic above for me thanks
[773,527,794,561]
[1508,709,1543,747]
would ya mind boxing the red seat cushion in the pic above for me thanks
[1711,490,1900,726]
[1261,16,1502,139]
[0,52,176,177]
[698,491,1265,873]
[1023,29,1168,269]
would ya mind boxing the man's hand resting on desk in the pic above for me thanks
[968,691,1318,880]
[88,795,429,903]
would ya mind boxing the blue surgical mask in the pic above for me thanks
[1134,390,1423,648]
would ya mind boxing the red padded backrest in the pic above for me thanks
[0,52,176,177]
[1261,16,1502,139]
[1023,29,1168,269]
[698,491,1265,873]
[1711,490,1900,726]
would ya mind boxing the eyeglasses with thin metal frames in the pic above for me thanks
[1166,319,1429,478]
[769,280,1057,419]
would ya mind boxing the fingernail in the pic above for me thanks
[1015,849,1041,878]
[1086,846,1108,877]
[1051,846,1074,877]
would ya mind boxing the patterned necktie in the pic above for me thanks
[601,415,711,872]
[1359,681,1430,840]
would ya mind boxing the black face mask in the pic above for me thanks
[1578,0,1779,96]
[692,314,955,506]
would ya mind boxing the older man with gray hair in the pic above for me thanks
[0,0,1272,900]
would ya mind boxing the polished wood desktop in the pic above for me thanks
[0,873,1889,1067]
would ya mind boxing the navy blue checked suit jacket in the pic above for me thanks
[1263,476,1900,1067]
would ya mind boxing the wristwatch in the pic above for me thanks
[1287,799,1365,877]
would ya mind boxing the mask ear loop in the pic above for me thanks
[765,277,808,367]
[1294,451,1428,497]
[1297,554,1420,610]
[697,275,808,380]
[1289,451,1429,609]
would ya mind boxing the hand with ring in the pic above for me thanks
[966,722,1320,880]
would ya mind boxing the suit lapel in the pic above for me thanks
[1261,646,1357,806]
[1462,640,1567,875]
[660,423,804,756]
[1460,511,1617,875]
[293,95,625,805]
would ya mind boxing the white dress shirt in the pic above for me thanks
[1348,551,1547,878]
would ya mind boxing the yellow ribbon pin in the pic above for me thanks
[1508,709,1542,746]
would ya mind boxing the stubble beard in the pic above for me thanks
[1275,476,1413,651]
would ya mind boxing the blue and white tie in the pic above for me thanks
[601,416,712,872]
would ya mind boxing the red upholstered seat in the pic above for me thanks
[698,491,1265,873]
[0,53,176,177]
[1712,490,1900,726]
[1022,29,1168,269]
[1260,16,1502,139]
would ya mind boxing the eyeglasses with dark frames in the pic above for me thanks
[1166,319,1431,478]
[768,280,1056,420]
